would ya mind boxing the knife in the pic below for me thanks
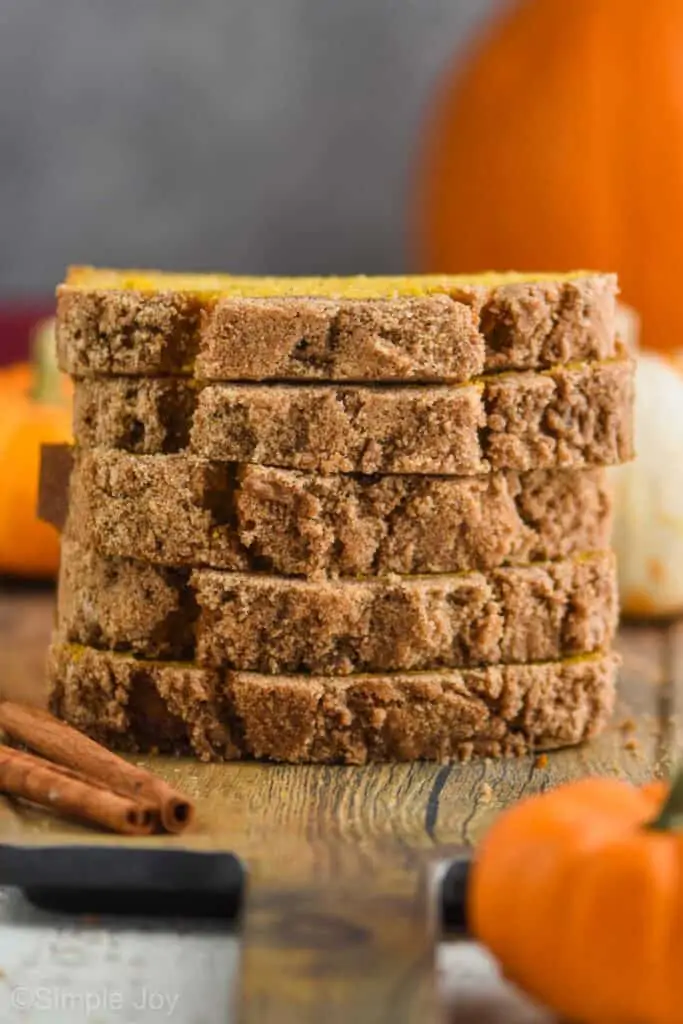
[0,842,469,931]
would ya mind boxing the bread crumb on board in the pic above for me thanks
[480,781,493,804]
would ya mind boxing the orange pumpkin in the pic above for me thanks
[0,320,71,578]
[416,0,683,353]
[469,774,683,1023]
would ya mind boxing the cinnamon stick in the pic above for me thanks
[0,745,156,836]
[0,703,194,833]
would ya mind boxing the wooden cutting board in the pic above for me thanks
[0,582,680,1023]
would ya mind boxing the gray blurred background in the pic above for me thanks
[0,0,501,296]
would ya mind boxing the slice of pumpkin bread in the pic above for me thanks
[190,553,617,674]
[57,266,617,382]
[72,358,634,474]
[64,450,612,577]
[47,641,618,764]
[57,542,617,672]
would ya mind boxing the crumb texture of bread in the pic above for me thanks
[65,450,613,577]
[57,543,618,672]
[47,642,618,764]
[191,554,617,673]
[72,359,634,474]
[56,271,617,382]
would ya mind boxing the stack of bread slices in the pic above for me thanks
[46,267,633,763]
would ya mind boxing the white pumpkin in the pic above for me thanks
[612,350,683,617]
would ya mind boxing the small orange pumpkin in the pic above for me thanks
[470,774,683,1023]
[416,0,683,353]
[0,319,71,578]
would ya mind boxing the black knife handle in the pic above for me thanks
[0,844,244,919]
[440,857,470,934]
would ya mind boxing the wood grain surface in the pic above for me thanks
[0,580,680,1023]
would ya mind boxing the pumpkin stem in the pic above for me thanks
[30,319,63,405]
[648,768,683,831]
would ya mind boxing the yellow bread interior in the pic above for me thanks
[62,266,599,301]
